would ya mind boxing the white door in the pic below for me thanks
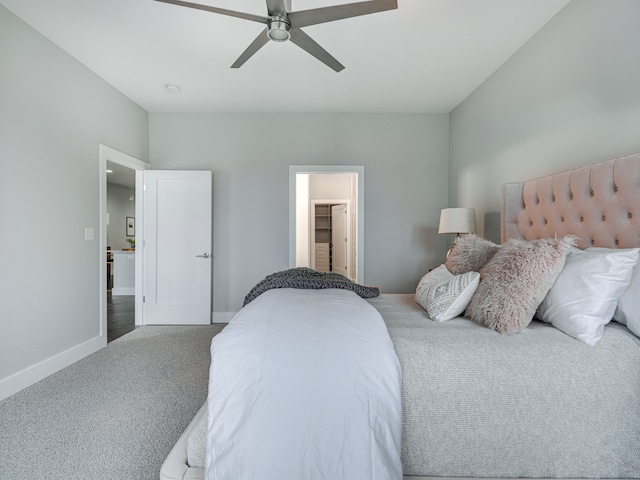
[331,204,348,278]
[143,170,212,325]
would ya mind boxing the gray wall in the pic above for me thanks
[107,183,136,250]
[149,113,450,313]
[450,0,640,240]
[0,5,148,397]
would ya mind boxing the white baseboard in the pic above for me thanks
[212,312,237,324]
[0,335,106,402]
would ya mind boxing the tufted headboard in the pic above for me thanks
[502,152,640,249]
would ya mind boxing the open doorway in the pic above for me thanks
[310,200,351,278]
[99,145,149,344]
[105,160,136,341]
[289,166,364,283]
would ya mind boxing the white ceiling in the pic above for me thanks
[1,0,570,113]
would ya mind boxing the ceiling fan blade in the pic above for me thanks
[289,0,397,28]
[266,0,288,17]
[289,29,344,72]
[231,28,270,69]
[154,0,269,24]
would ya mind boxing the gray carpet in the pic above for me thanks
[0,324,225,480]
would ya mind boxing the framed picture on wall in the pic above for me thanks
[126,217,135,237]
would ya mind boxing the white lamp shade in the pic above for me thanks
[438,208,477,235]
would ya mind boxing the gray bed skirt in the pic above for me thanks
[162,294,640,480]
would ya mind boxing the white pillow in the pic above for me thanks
[614,255,640,338]
[537,247,640,345]
[415,265,480,322]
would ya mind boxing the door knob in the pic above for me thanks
[196,253,210,259]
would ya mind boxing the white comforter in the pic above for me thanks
[205,288,402,480]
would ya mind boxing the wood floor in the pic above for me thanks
[107,293,135,343]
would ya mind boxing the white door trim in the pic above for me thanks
[99,145,150,337]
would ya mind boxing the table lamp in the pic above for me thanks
[438,208,477,256]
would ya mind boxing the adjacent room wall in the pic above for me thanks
[149,113,450,314]
[450,0,640,240]
[107,183,136,250]
[0,5,149,400]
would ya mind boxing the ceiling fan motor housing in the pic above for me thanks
[267,16,291,42]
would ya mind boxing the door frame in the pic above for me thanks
[99,145,150,337]
[289,165,364,283]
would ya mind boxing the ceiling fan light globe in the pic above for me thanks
[267,18,291,42]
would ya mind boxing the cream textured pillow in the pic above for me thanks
[465,236,575,334]
[415,265,480,322]
[445,234,500,275]
[538,247,639,345]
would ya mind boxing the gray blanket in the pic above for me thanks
[242,267,379,306]
[367,294,640,479]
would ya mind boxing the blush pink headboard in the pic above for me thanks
[502,152,640,249]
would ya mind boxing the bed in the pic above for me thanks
[161,152,640,480]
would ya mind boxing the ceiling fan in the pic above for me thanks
[154,0,398,72]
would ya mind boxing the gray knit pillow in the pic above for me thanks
[416,265,480,322]
[446,234,500,275]
[465,236,576,334]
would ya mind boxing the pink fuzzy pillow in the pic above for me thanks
[465,236,575,334]
[445,234,500,275]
